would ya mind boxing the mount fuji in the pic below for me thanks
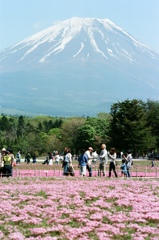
[0,17,159,116]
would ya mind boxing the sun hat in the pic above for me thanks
[88,147,93,151]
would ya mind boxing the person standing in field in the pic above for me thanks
[120,159,128,178]
[124,150,133,177]
[48,152,53,165]
[108,148,118,178]
[63,147,72,176]
[0,148,6,176]
[16,151,21,164]
[85,147,94,177]
[9,149,16,168]
[55,151,60,164]
[2,149,13,177]
[98,144,108,177]
[78,149,88,177]
[151,159,154,167]
[66,148,74,176]
[32,153,37,163]
[25,151,31,164]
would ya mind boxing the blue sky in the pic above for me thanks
[0,0,159,52]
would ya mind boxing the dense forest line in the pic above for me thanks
[0,99,159,156]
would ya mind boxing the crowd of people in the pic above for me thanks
[77,144,133,178]
[58,144,133,178]
[0,149,37,177]
[0,144,134,178]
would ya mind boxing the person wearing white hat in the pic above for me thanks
[85,147,94,177]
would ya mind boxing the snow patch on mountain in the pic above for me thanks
[87,28,108,59]
[73,42,84,58]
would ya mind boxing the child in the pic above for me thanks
[151,159,154,167]
[120,159,128,178]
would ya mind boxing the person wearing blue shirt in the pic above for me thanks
[78,149,88,177]
[120,159,128,178]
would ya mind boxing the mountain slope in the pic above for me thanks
[0,17,159,116]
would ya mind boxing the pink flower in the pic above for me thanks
[8,232,25,240]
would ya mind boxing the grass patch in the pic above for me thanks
[34,190,48,199]
[102,216,112,224]
[79,191,86,198]
[85,197,99,206]
[68,219,83,228]
[88,231,99,240]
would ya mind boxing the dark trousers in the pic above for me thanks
[0,167,3,177]
[26,159,30,164]
[87,164,92,177]
[16,159,21,164]
[109,162,118,177]
[2,165,12,177]
[63,162,69,175]
[127,167,131,177]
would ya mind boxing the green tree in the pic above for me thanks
[0,114,10,131]
[85,117,110,150]
[49,128,61,138]
[61,118,85,153]
[109,99,147,154]
[145,100,159,149]
[76,124,96,150]
[33,132,50,154]
[97,112,112,121]
[17,115,25,138]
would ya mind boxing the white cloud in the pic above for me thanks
[33,22,45,31]
[31,88,38,91]
[52,20,63,25]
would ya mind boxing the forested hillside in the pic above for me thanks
[0,99,158,156]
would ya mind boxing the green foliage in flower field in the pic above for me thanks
[88,231,99,240]
[34,190,48,199]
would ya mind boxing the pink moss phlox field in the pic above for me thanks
[12,167,159,178]
[0,178,159,239]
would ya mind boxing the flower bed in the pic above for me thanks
[0,178,159,239]
[12,167,159,178]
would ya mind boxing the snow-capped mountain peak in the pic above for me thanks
[1,17,158,69]
[0,17,159,117]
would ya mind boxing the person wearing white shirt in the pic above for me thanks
[108,148,118,178]
[85,147,93,177]
[63,148,74,176]
[92,150,98,164]
[98,144,108,176]
[0,148,6,176]
[55,151,60,164]
[124,150,133,177]
[16,151,21,164]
